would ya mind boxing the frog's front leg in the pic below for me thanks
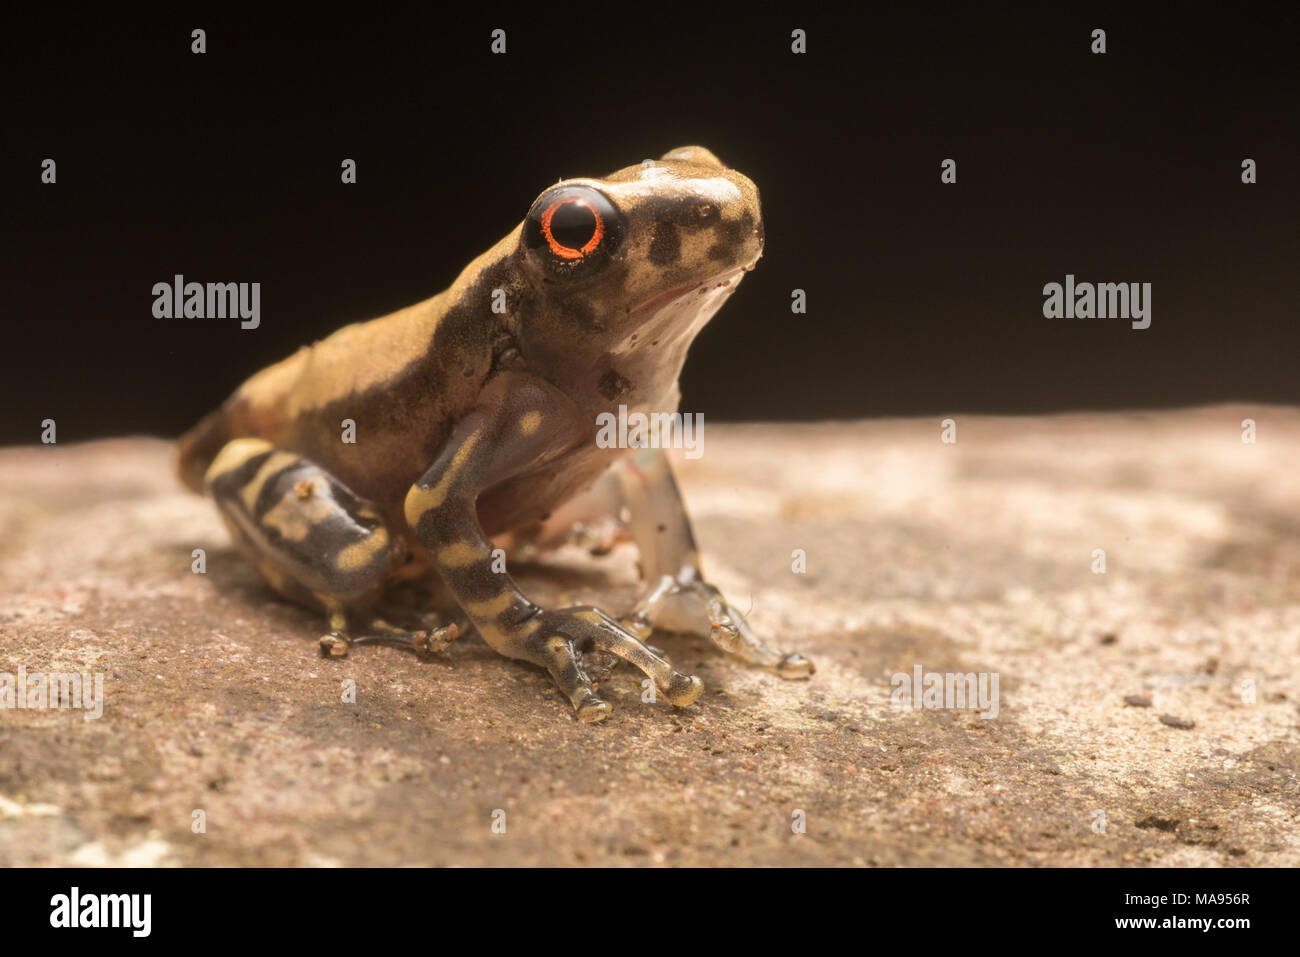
[403,375,703,722]
[616,447,814,679]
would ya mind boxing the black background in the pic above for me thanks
[2,5,1296,444]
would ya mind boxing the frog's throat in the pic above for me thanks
[621,264,749,354]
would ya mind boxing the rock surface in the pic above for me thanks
[1,406,1297,866]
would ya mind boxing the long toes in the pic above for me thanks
[346,619,459,658]
[582,612,702,708]
[775,652,815,679]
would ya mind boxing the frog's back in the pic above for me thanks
[176,289,493,511]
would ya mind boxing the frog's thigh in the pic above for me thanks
[204,439,394,623]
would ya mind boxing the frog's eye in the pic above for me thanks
[525,185,623,269]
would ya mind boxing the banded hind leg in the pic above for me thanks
[203,439,458,658]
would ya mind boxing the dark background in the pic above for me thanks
[2,5,1296,444]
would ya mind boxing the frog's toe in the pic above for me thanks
[531,607,703,714]
[575,695,613,723]
[707,605,815,677]
[775,651,815,679]
[579,609,702,707]
[354,619,459,658]
[319,631,351,658]
[320,618,459,660]
[665,673,704,707]
[534,632,611,721]
[632,574,815,677]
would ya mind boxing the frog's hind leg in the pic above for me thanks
[203,438,456,659]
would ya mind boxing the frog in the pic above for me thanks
[176,145,813,722]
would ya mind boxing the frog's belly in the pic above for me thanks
[384,441,624,587]
[475,441,625,538]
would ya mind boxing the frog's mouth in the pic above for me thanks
[630,262,754,319]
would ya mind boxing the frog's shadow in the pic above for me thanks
[191,543,623,638]
[192,544,319,633]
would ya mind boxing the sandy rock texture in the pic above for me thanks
[1,405,1297,866]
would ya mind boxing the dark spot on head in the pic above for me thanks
[462,364,475,377]
[717,218,744,245]
[649,221,680,266]
[706,242,730,261]
[676,199,720,227]
[598,369,632,401]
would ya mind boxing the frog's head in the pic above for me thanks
[513,146,762,403]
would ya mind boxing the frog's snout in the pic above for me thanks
[672,167,761,273]
[721,168,763,267]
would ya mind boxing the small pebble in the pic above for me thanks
[1159,714,1195,729]
[1124,694,1152,707]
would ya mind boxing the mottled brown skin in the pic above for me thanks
[178,146,812,722]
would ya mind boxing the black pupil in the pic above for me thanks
[551,199,598,250]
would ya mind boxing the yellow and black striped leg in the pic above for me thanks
[204,438,439,659]
[403,374,704,722]
[616,447,814,678]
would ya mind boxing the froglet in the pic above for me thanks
[177,145,813,722]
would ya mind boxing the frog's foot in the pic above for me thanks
[319,616,459,660]
[624,572,814,679]
[519,606,703,722]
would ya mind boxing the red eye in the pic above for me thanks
[525,185,623,271]
[540,196,605,259]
